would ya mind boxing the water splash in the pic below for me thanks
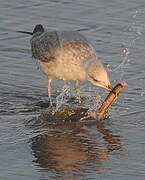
[84,91,104,120]
[54,84,70,113]
[141,91,145,97]
[108,7,145,82]
[130,8,145,45]
[108,47,130,74]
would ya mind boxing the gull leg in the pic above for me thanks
[48,79,52,106]
[75,80,81,103]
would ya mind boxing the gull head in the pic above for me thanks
[85,58,112,91]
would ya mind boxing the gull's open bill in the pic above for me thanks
[97,82,128,120]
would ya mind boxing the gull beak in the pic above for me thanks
[106,84,113,91]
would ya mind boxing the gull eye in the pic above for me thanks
[88,75,99,82]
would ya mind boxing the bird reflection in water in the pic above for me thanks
[30,109,121,178]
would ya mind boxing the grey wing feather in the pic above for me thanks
[57,31,89,44]
[58,31,96,61]
[31,31,60,62]
[30,30,96,63]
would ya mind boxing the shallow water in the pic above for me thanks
[1,0,145,179]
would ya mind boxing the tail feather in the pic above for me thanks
[16,31,33,35]
[16,24,44,36]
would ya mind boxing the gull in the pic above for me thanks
[18,24,112,105]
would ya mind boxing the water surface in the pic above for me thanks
[1,0,145,179]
